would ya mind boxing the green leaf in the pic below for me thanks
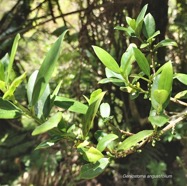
[83,147,104,163]
[0,61,5,81]
[83,91,106,137]
[3,72,27,100]
[149,114,169,127]
[117,130,153,151]
[126,17,136,30]
[78,158,109,179]
[154,39,178,51]
[158,61,173,92]
[54,96,88,114]
[120,44,135,78]
[97,134,118,152]
[105,67,123,79]
[27,70,51,118]
[147,30,160,43]
[136,4,148,24]
[143,13,156,38]
[6,34,21,84]
[153,89,169,105]
[100,103,110,118]
[35,139,58,150]
[174,90,187,99]
[133,47,150,76]
[0,98,22,119]
[114,26,135,36]
[98,78,125,86]
[31,30,68,106]
[174,73,187,85]
[0,80,6,92]
[32,112,62,136]
[92,46,120,73]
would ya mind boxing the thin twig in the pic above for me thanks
[170,97,187,107]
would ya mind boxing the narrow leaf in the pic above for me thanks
[3,72,26,100]
[32,112,62,136]
[83,91,106,137]
[174,90,187,99]
[97,134,118,152]
[133,47,150,76]
[78,158,109,180]
[174,73,187,85]
[92,46,120,73]
[6,34,21,84]
[136,4,148,24]
[143,13,156,38]
[54,96,88,114]
[154,39,178,51]
[117,130,153,151]
[83,147,104,163]
[0,98,22,119]
[31,30,68,106]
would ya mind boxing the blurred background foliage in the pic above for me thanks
[0,0,187,185]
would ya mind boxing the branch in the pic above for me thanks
[162,108,187,133]
[170,97,187,107]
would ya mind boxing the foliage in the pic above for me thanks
[0,3,187,185]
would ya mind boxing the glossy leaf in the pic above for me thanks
[158,61,173,92]
[83,90,106,137]
[31,30,68,106]
[78,158,109,179]
[0,80,6,92]
[136,4,148,24]
[32,112,62,136]
[0,98,22,119]
[27,70,51,118]
[100,103,110,118]
[154,39,178,51]
[120,44,135,77]
[92,46,120,73]
[149,114,169,127]
[99,78,125,86]
[174,90,187,99]
[97,134,118,152]
[126,17,136,30]
[114,26,135,36]
[54,96,88,114]
[83,147,104,163]
[174,73,187,85]
[143,13,156,38]
[153,89,169,105]
[3,72,27,100]
[133,47,150,76]
[6,34,21,84]
[117,130,153,151]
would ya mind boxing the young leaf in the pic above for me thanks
[158,61,173,92]
[174,73,187,85]
[83,147,104,163]
[6,34,21,84]
[99,78,125,86]
[31,30,68,106]
[117,130,153,151]
[114,26,135,36]
[92,46,120,73]
[54,96,88,114]
[32,112,62,136]
[27,70,51,119]
[149,114,169,127]
[120,44,135,78]
[154,39,178,51]
[97,134,118,152]
[143,13,156,38]
[136,4,148,24]
[78,158,109,180]
[133,47,150,76]
[153,89,169,105]
[3,72,27,100]
[83,91,106,138]
[100,102,110,118]
[0,98,22,119]
[174,90,187,99]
